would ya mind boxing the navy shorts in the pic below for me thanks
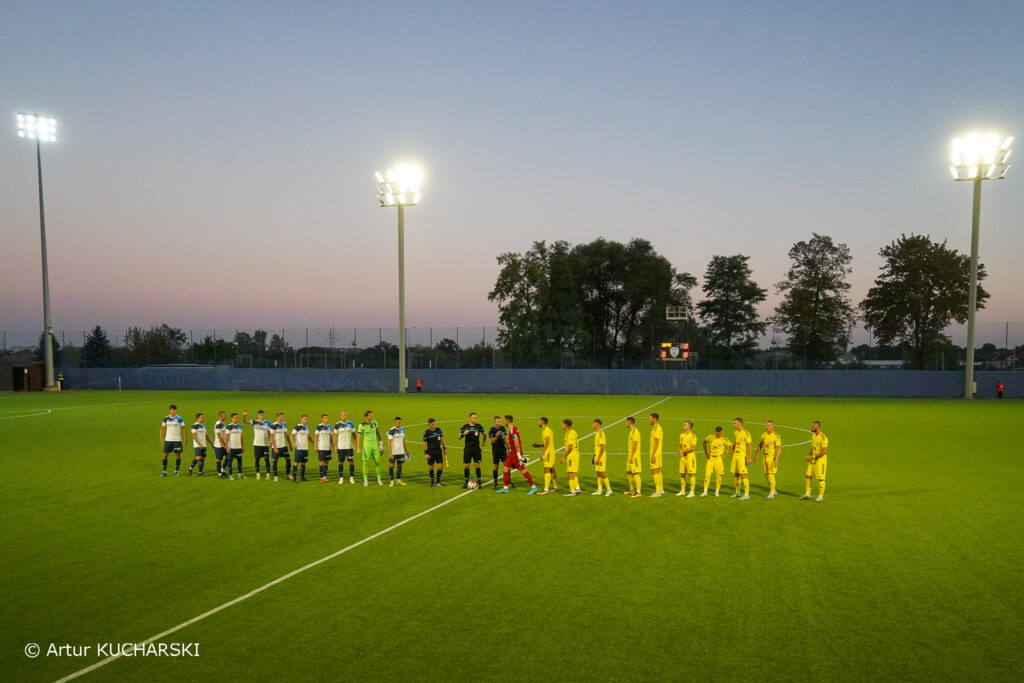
[426,451,444,465]
[338,448,354,461]
[463,447,482,464]
[273,447,290,459]
[492,451,507,466]
[254,445,269,458]
[193,447,207,458]
[318,449,332,461]
[228,448,243,458]
[163,441,183,455]
[214,447,226,458]
[293,449,309,463]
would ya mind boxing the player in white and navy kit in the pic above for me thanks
[315,414,333,483]
[333,411,356,484]
[270,411,291,481]
[243,409,273,480]
[224,412,245,479]
[387,417,408,487]
[213,411,229,476]
[187,412,215,476]
[289,414,311,482]
[159,404,186,477]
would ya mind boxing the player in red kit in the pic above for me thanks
[496,415,537,494]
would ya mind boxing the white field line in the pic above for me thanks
[0,400,160,420]
[53,396,672,682]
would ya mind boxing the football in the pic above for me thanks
[467,480,479,490]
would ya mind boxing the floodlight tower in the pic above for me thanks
[375,165,423,393]
[16,113,58,390]
[949,132,1013,399]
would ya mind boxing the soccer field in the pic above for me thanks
[1,390,1021,682]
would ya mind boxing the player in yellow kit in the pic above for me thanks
[532,417,559,495]
[559,419,582,496]
[801,420,828,502]
[729,417,753,500]
[752,420,783,499]
[676,420,698,497]
[648,413,665,497]
[591,418,613,496]
[625,416,642,497]
[700,426,730,497]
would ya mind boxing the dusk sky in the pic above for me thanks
[2,1,1022,347]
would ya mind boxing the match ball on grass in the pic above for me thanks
[468,480,479,491]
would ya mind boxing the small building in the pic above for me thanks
[0,362,45,391]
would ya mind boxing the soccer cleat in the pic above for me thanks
[497,487,509,494]
[715,490,720,497]
[435,481,446,487]
[591,490,602,495]
[218,473,227,479]
[187,468,192,476]
[526,486,537,495]
[197,471,204,476]
[731,492,741,498]
[321,477,327,483]
[766,493,774,499]
[624,491,634,496]
[739,494,750,501]
[564,491,578,497]
[676,490,686,497]
[476,480,483,489]
[339,478,344,485]
[300,476,308,482]
[397,480,406,486]
[700,491,708,498]
[686,491,695,498]
[799,493,811,500]
[461,481,469,489]
[538,489,550,496]
[274,476,279,482]
[650,491,664,498]
[173,471,179,477]
[389,480,395,488]
[377,479,384,486]
[815,496,824,502]
[349,476,356,484]
[160,472,167,477]
[604,490,613,496]
[363,480,369,487]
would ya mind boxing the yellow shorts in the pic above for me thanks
[627,460,642,474]
[806,456,827,480]
[762,455,778,475]
[650,453,663,470]
[731,454,748,475]
[566,456,579,474]
[705,456,724,476]
[594,456,606,473]
[543,452,556,467]
[680,453,697,475]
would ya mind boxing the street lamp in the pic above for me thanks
[949,132,1013,399]
[375,164,423,393]
[16,112,58,390]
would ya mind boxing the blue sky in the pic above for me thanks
[1,1,1021,345]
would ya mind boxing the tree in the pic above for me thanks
[33,331,63,368]
[697,255,767,357]
[860,234,988,369]
[127,324,187,365]
[82,325,113,367]
[772,233,855,367]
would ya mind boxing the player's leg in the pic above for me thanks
[188,448,199,474]
[348,453,355,482]
[474,451,482,487]
[388,455,396,486]
[815,458,827,501]
[463,450,471,488]
[272,453,279,480]
[492,456,501,489]
[802,461,814,499]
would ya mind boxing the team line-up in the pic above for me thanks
[158,404,831,501]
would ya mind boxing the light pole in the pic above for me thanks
[16,113,58,390]
[375,164,423,393]
[949,132,1013,399]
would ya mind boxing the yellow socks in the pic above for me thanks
[768,474,776,494]
[544,472,551,490]
[635,477,641,494]
[735,478,741,494]
[743,478,749,495]
[596,478,604,492]
[688,474,695,492]
[806,479,812,495]
[654,471,663,492]
[819,480,826,496]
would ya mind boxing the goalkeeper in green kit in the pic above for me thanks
[356,410,384,487]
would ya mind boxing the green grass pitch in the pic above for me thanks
[1,390,1021,682]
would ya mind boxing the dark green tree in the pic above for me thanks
[33,331,63,367]
[697,255,767,355]
[860,234,988,369]
[127,324,187,365]
[772,233,855,367]
[82,325,114,367]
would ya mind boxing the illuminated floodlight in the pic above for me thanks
[950,133,1012,181]
[16,112,57,142]
[375,164,423,206]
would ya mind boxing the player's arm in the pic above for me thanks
[775,441,782,466]
[651,435,660,463]
[561,441,572,464]
[386,433,393,458]
[241,410,251,425]
[815,444,828,461]
[703,438,710,459]
[159,423,166,445]
[289,431,297,450]
[439,436,449,466]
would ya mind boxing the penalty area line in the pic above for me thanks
[53,395,672,683]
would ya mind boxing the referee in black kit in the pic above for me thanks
[459,412,486,488]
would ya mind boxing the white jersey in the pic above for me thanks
[387,426,406,455]
[214,420,228,448]
[226,423,244,449]
[251,419,271,447]
[162,415,185,441]
[191,423,207,448]
[291,424,310,450]
[271,421,288,448]
[334,421,355,449]
[315,423,333,450]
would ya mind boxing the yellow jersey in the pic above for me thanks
[650,423,664,457]
[811,432,828,457]
[760,431,782,458]
[564,428,579,456]
[733,429,752,457]
[593,430,607,459]
[541,426,555,456]
[628,427,642,462]
[679,431,698,454]
[707,434,731,457]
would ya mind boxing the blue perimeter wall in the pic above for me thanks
[65,368,1019,399]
